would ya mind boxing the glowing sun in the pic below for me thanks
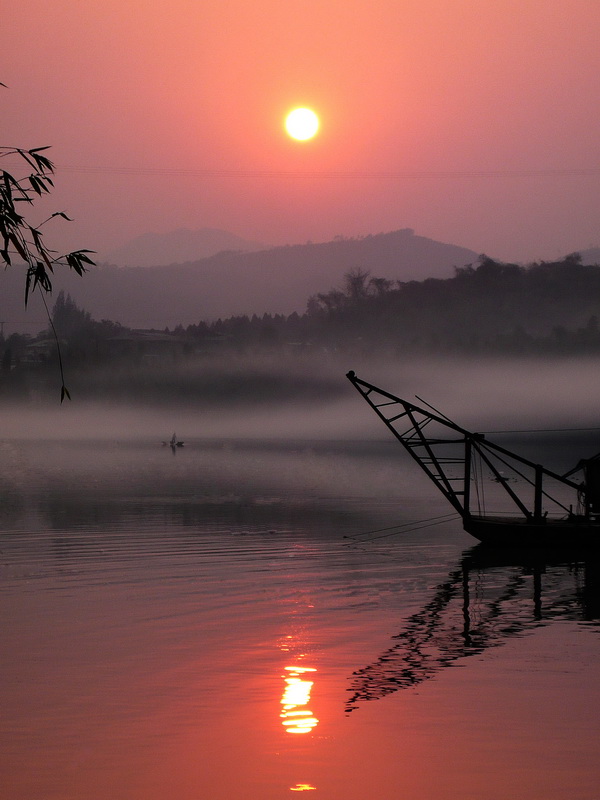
[285,108,319,141]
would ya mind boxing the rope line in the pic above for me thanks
[344,512,459,542]
[356,515,462,542]
[473,450,482,516]
[346,511,459,539]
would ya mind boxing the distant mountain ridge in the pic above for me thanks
[103,227,266,267]
[2,229,480,331]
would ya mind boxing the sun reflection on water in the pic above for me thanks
[280,666,319,734]
[290,784,317,791]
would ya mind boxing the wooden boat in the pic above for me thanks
[347,371,600,547]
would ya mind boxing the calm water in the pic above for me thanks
[1,437,599,799]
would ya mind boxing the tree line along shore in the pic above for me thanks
[2,254,600,402]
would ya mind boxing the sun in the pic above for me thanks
[285,108,319,141]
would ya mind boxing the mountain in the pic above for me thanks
[1,229,479,332]
[103,227,266,267]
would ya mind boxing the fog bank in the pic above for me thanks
[1,354,599,442]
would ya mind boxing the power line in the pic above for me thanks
[484,426,600,434]
[57,165,600,180]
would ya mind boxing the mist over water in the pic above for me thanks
[3,353,600,442]
[2,352,600,799]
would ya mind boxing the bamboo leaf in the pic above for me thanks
[15,149,39,171]
[32,153,54,173]
[29,175,43,195]
[24,271,32,305]
[7,232,28,261]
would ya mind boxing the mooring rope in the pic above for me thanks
[473,449,482,516]
[344,511,460,543]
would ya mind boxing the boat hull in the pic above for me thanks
[464,515,600,547]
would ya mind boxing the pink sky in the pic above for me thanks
[4,0,600,263]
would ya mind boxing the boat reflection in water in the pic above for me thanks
[346,544,600,711]
[280,666,319,734]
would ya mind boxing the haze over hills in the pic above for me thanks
[579,246,600,266]
[103,227,266,267]
[8,229,599,336]
[1,229,480,332]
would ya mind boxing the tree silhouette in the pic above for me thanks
[1,82,95,399]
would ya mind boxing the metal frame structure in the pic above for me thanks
[347,371,598,544]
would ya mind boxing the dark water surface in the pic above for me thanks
[1,438,598,799]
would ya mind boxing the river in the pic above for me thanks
[1,436,598,799]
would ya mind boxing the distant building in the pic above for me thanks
[106,330,188,363]
[23,338,58,365]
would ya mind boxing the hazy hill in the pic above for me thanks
[102,227,266,267]
[1,229,478,331]
[579,247,600,266]
[299,255,600,352]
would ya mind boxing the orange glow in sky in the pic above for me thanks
[4,1,600,262]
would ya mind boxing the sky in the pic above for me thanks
[4,0,600,265]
